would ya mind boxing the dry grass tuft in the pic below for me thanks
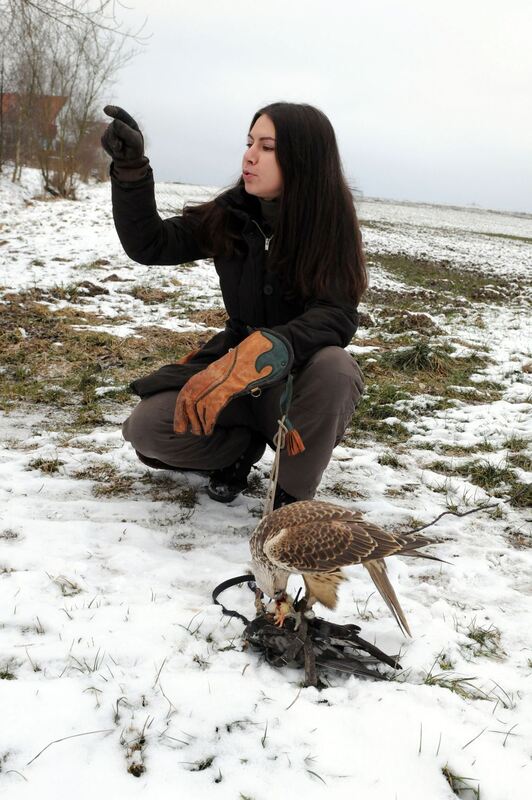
[128,285,179,305]
[28,456,64,474]
[383,311,441,335]
[0,293,204,427]
[188,307,228,328]
[442,765,480,799]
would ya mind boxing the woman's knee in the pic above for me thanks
[298,347,364,403]
[122,402,154,450]
[308,345,362,376]
[122,390,177,450]
[122,390,255,471]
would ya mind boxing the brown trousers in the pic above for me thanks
[122,346,364,500]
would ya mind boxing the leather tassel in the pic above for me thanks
[286,428,305,456]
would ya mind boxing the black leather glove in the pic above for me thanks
[101,105,150,182]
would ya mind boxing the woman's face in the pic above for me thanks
[242,114,283,200]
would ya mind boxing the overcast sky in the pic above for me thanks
[108,0,532,214]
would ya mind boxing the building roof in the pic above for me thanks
[1,92,68,123]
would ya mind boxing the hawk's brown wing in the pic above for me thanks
[265,500,365,527]
[264,517,408,573]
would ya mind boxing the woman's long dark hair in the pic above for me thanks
[183,102,367,304]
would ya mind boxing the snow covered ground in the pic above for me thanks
[1,170,531,799]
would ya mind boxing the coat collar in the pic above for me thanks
[215,182,261,221]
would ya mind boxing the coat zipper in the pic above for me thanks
[252,220,274,252]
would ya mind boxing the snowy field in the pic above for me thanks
[0,170,531,799]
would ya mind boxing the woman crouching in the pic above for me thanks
[101,101,366,508]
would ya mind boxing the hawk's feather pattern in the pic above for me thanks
[250,500,439,636]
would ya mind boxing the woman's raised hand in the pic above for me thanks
[101,105,145,164]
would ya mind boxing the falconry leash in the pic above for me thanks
[263,373,304,516]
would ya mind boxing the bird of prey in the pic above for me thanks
[250,500,440,636]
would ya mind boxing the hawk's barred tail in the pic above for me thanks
[365,559,411,637]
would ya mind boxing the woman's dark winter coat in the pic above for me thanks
[110,169,359,398]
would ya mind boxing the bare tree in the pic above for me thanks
[1,1,146,40]
[0,0,144,191]
[0,55,5,173]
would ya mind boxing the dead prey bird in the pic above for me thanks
[212,575,403,685]
[250,500,441,636]
[244,599,402,684]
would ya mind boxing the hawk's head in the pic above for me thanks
[251,558,289,600]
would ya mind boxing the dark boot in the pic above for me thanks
[207,434,266,503]
[273,485,299,509]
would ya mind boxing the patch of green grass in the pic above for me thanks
[364,285,440,315]
[360,219,394,231]
[361,340,497,402]
[94,387,132,402]
[377,452,402,468]
[475,440,497,452]
[449,382,504,402]
[428,456,530,508]
[424,673,485,700]
[480,230,532,244]
[0,294,203,425]
[507,452,532,471]
[348,337,502,446]
[365,380,412,408]
[463,460,514,490]
[503,434,529,451]
[427,458,513,487]
[376,252,528,303]
[411,441,436,451]
[381,340,470,374]
[437,443,478,457]
[74,404,106,428]
[437,652,454,671]
[507,481,532,508]
[462,622,505,661]
[347,413,410,445]
[346,378,413,444]
[65,368,107,428]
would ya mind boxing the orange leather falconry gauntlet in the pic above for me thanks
[173,329,293,436]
